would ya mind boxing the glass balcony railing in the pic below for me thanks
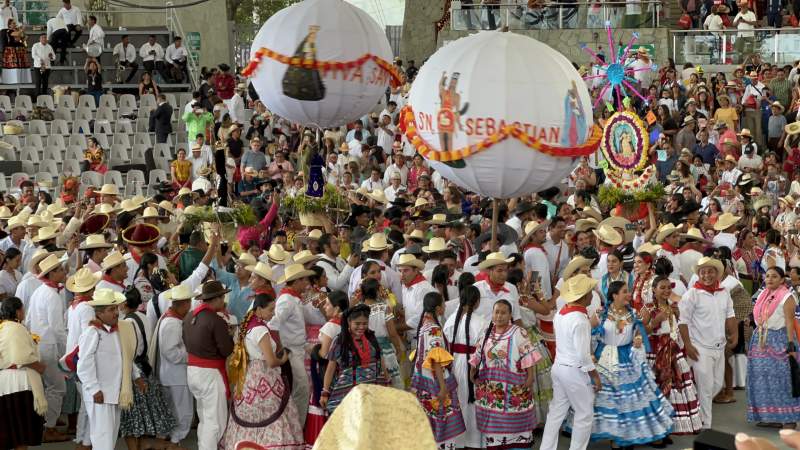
[450,1,663,30]
[671,29,800,66]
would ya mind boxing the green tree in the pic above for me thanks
[227,0,301,24]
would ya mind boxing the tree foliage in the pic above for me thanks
[227,0,301,23]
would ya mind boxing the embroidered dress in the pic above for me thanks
[526,325,553,429]
[325,333,386,414]
[366,301,403,389]
[632,271,654,313]
[469,324,541,450]
[642,304,703,434]
[585,307,674,446]
[746,288,800,423]
[411,320,465,449]
[221,321,304,450]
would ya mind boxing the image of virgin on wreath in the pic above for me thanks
[282,25,326,101]
[561,80,587,148]
[611,124,638,167]
[436,71,469,168]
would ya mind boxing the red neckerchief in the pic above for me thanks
[475,272,488,282]
[330,317,341,325]
[403,273,426,289]
[523,243,547,255]
[661,242,679,254]
[89,319,118,333]
[102,275,126,289]
[693,281,724,294]
[246,313,265,332]
[486,279,509,294]
[192,302,216,317]
[70,294,91,309]
[164,307,184,320]
[130,248,143,265]
[255,286,276,298]
[40,277,63,293]
[353,333,372,368]
[559,304,588,315]
[279,287,302,299]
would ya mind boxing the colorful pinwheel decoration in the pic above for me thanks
[581,21,657,111]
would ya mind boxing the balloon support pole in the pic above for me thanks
[490,198,498,252]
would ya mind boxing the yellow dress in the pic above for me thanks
[171,160,192,184]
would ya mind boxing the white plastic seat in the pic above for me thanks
[139,94,156,110]
[78,94,97,111]
[96,106,114,122]
[115,120,134,135]
[20,146,40,163]
[153,143,172,161]
[3,135,20,149]
[0,95,12,112]
[93,133,109,149]
[99,94,117,110]
[113,133,131,148]
[137,106,151,119]
[119,94,136,111]
[80,171,103,188]
[39,160,59,176]
[75,107,93,122]
[0,145,15,161]
[163,93,177,108]
[134,132,152,147]
[62,159,80,176]
[43,146,62,162]
[130,144,147,165]
[51,119,69,135]
[103,170,124,186]
[10,172,29,190]
[65,146,83,161]
[28,119,48,135]
[72,119,92,135]
[36,95,55,110]
[54,106,73,121]
[68,134,87,147]
[25,134,43,149]
[14,95,32,113]
[57,94,76,111]
[46,134,66,148]
[149,169,168,186]
[107,146,129,167]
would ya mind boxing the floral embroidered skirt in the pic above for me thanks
[747,328,800,424]
[474,366,536,450]
[326,364,386,415]
[411,371,466,448]
[119,374,176,438]
[647,333,703,435]
[377,336,403,389]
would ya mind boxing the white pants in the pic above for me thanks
[540,364,595,450]
[40,343,66,427]
[731,354,747,388]
[287,346,309,427]
[74,381,91,446]
[84,399,120,450]
[163,384,194,444]
[689,346,725,429]
[187,366,227,450]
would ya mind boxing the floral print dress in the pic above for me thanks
[469,324,541,450]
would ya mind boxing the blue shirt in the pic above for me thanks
[212,260,253,321]
[692,142,719,165]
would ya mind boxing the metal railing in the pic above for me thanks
[165,2,199,91]
[671,28,800,66]
[450,0,663,30]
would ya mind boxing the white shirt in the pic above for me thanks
[543,237,569,280]
[704,13,724,33]
[0,269,21,296]
[384,184,404,202]
[268,290,306,349]
[57,6,82,26]
[712,232,737,250]
[348,258,402,302]
[679,285,735,349]
[188,147,214,179]
[46,17,66,39]
[360,178,385,192]
[0,5,17,30]
[145,262,208,333]
[316,254,353,292]
[25,283,67,347]
[523,246,552,299]
[383,163,409,186]
[552,307,595,372]
[14,272,41,312]
[228,93,245,125]
[657,247,683,281]
[679,248,703,282]
[473,279,522,323]
[734,10,757,37]
[78,324,139,404]
[139,42,164,62]
[630,57,653,87]
[401,277,437,340]
[87,23,104,48]
[376,124,396,155]
[155,315,187,386]
[113,42,136,63]
[738,153,763,171]
[0,235,24,252]
[66,300,94,356]
[245,325,273,360]
[31,42,55,69]
[165,43,188,65]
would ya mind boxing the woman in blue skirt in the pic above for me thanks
[747,266,800,428]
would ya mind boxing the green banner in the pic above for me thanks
[186,31,200,63]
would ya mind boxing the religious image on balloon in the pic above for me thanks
[436,71,469,167]
[282,25,326,101]
[600,111,648,171]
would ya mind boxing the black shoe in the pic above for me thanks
[649,441,667,449]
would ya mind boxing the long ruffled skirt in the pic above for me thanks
[119,374,176,438]
[526,325,553,428]
[747,328,800,424]
[647,333,703,434]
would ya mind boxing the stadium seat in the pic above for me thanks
[72,119,92,135]
[65,146,83,161]
[108,146,129,167]
[103,170,124,187]
[99,94,117,110]
[39,160,59,176]
[26,134,43,149]
[3,135,21,149]
[164,93,177,108]
[14,95,32,113]
[130,144,147,165]
[0,145,15,161]
[0,95,12,112]
[80,171,103,188]
[134,132,152,147]
[75,107,93,122]
[10,172,29,190]
[140,94,156,110]
[96,106,114,123]
[28,120,48,135]
[20,161,34,175]
[20,146,40,164]
[95,121,113,135]
[93,134,109,149]
[36,95,55,110]
[149,169,168,185]
[68,133,87,148]
[154,143,172,161]
[43,146,62,162]
[51,119,69,135]
[78,94,97,111]
[35,172,54,188]
[113,133,131,148]
[119,94,136,111]
[135,117,149,132]
[47,134,66,149]
[137,105,151,119]
[57,94,76,111]
[62,159,80,176]
[54,106,73,121]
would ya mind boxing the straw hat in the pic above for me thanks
[313,384,437,450]
[236,252,258,268]
[560,274,598,303]
[772,101,785,112]
[308,229,323,240]
[655,223,680,243]
[404,229,425,242]
[785,122,800,136]
[79,234,113,250]
[524,220,548,236]
[413,198,429,209]
[561,255,593,280]
[99,184,120,196]
[292,250,319,265]
[638,242,662,255]
[38,253,64,276]
[780,195,797,207]
[2,121,22,135]
[364,233,390,252]
[29,249,59,272]
[713,212,741,231]
[426,213,450,226]
[119,198,143,213]
[738,129,752,138]
[122,223,160,247]
[579,207,602,222]
[575,218,599,233]
[477,252,514,270]
[32,226,58,243]
[177,187,192,197]
[749,187,764,196]
[592,224,622,246]
[142,206,161,219]
[396,253,425,270]
[422,237,447,253]
[266,244,289,264]
[680,227,711,244]
[601,216,633,243]
[694,256,724,275]
[247,261,274,281]
[277,263,315,285]
[0,206,11,220]
[753,196,772,212]
[88,288,126,307]
[366,189,388,204]
[26,215,48,228]
[5,215,24,231]
[46,199,68,216]
[101,250,126,271]
[165,284,194,302]
[157,200,175,214]
[195,280,231,301]
[93,203,119,215]
[244,166,258,177]
[339,142,350,152]
[66,267,102,293]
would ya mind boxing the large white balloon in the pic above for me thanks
[248,0,394,128]
[406,31,596,199]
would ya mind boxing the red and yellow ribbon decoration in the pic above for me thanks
[606,165,656,190]
[400,106,602,162]
[242,47,405,88]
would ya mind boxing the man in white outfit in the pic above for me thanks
[679,257,737,429]
[24,253,70,442]
[315,232,358,292]
[540,274,602,450]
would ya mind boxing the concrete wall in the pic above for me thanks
[41,0,231,68]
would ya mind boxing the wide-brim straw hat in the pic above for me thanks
[404,229,425,242]
[122,223,160,247]
[177,187,193,197]
[396,253,425,270]
[575,218,599,233]
[79,234,113,250]
[267,244,289,264]
[561,274,598,303]
[366,189,388,205]
[786,122,800,136]
[694,256,724,275]
[80,213,110,234]
[88,288,126,307]
[5,215,24,231]
[713,212,741,231]
[165,283,194,302]
[308,229,323,240]
[655,223,680,244]
[524,220,548,236]
[26,215,48,228]
[100,250,126,271]
[562,255,593,280]
[425,213,448,225]
[38,253,64,276]
[236,252,258,268]
[119,198,143,213]
[246,261,273,281]
[738,128,752,138]
[66,267,102,293]
[364,233,390,252]
[2,121,22,135]
[292,250,319,265]
[313,384,437,450]
[142,206,162,219]
[32,226,58,243]
[638,242,662,255]
[752,196,772,212]
[579,207,602,222]
[30,249,60,272]
[593,224,622,246]
[47,199,68,216]
[99,183,120,196]
[601,215,633,243]
[0,206,11,220]
[422,237,447,253]
[277,263,315,285]
[413,198,429,209]
[477,252,514,270]
[680,227,710,244]
[93,203,120,215]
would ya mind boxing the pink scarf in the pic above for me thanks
[754,284,790,324]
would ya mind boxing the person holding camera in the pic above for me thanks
[139,34,165,79]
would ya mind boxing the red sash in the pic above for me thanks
[450,343,476,354]
[187,354,230,398]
